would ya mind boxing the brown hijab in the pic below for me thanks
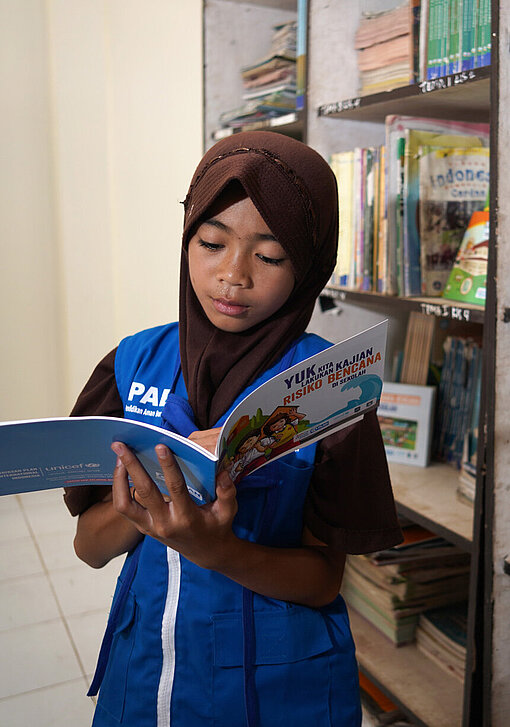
[179,131,338,430]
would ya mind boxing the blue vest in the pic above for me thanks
[91,323,361,727]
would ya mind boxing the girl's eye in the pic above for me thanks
[256,254,285,266]
[198,239,222,251]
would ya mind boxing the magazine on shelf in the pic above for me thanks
[377,381,436,467]
[0,322,387,504]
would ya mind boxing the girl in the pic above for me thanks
[65,131,402,727]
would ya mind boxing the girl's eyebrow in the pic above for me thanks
[202,218,277,242]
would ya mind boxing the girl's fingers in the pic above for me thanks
[213,470,238,524]
[111,442,167,521]
[111,455,152,531]
[155,445,194,513]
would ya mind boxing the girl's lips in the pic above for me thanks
[212,298,249,316]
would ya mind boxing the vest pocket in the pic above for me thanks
[211,606,334,727]
[96,589,137,723]
[212,605,332,666]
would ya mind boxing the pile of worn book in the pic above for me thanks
[218,20,297,131]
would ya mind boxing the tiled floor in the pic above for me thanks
[0,489,122,727]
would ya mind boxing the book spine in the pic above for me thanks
[362,148,375,291]
[396,137,406,296]
[296,0,307,110]
[378,145,387,294]
[419,0,430,81]
[473,0,481,68]
[411,0,422,83]
[480,0,491,67]
[461,0,474,70]
[427,0,439,79]
[440,0,451,76]
[448,0,461,74]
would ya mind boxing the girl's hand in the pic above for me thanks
[188,427,222,454]
[110,442,238,570]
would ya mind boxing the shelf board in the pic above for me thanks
[212,112,303,141]
[318,66,491,123]
[322,285,486,324]
[349,609,464,727]
[390,461,474,551]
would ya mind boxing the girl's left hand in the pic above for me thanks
[110,442,238,569]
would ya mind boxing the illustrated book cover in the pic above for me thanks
[377,381,436,467]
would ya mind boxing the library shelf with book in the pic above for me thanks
[203,2,509,725]
[203,0,306,148]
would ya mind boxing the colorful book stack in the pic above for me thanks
[218,21,297,132]
[328,114,489,297]
[433,335,482,469]
[425,0,492,79]
[354,1,420,96]
[341,523,470,646]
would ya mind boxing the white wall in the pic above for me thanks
[0,0,203,420]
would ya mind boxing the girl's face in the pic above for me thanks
[188,194,295,333]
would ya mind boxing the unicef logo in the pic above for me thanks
[84,463,101,468]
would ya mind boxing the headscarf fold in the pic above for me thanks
[179,131,338,430]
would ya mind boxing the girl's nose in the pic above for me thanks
[217,251,251,287]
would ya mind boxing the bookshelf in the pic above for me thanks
[203,1,509,724]
[318,65,490,123]
[305,1,498,726]
[203,0,302,148]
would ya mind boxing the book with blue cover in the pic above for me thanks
[0,322,387,504]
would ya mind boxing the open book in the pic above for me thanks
[0,321,387,504]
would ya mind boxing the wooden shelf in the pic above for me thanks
[317,66,491,123]
[390,461,474,551]
[322,286,486,324]
[349,609,464,727]
[211,112,303,142]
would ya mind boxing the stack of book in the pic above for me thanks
[354,1,419,95]
[328,114,490,297]
[415,601,468,681]
[341,522,470,646]
[433,335,482,469]
[218,21,297,132]
[352,1,492,93]
[424,0,492,79]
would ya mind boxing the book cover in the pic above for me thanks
[418,145,489,296]
[403,128,486,296]
[384,115,489,296]
[377,381,436,467]
[0,322,388,503]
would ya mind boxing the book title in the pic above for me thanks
[282,347,381,405]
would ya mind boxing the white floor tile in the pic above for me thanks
[65,611,108,677]
[0,507,30,542]
[49,559,120,617]
[0,573,60,631]
[17,488,64,510]
[0,620,82,698]
[36,530,81,571]
[0,494,22,513]
[0,537,43,581]
[0,677,95,727]
[20,500,76,538]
